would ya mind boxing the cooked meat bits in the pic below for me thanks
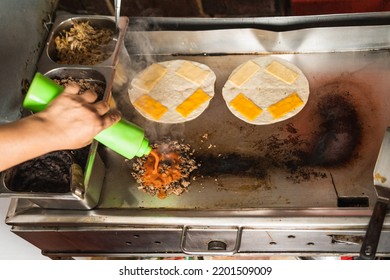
[53,76,105,101]
[6,151,73,193]
[131,139,197,199]
[54,21,114,65]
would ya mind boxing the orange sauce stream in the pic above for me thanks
[142,149,182,199]
[150,150,160,173]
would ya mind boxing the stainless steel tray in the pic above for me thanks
[0,141,105,210]
[0,15,129,210]
[38,14,129,71]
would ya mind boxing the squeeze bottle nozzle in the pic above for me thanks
[23,72,152,159]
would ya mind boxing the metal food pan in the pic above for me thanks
[1,14,130,210]
[38,14,128,69]
[0,141,104,210]
[44,66,114,102]
[96,14,390,210]
[0,67,115,210]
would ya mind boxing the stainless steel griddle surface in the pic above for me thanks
[96,22,390,210]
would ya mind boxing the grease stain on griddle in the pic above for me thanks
[195,131,325,185]
[195,80,366,185]
[305,81,363,168]
[195,153,270,179]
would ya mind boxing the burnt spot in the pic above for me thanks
[307,93,362,167]
[195,153,270,179]
[286,123,298,134]
[21,79,30,95]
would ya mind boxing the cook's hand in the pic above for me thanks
[0,83,121,171]
[35,83,121,150]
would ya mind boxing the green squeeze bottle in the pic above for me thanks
[23,72,152,159]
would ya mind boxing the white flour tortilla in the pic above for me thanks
[128,59,216,123]
[222,56,310,125]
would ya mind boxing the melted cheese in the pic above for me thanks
[268,92,304,119]
[175,61,210,85]
[132,63,167,91]
[229,60,261,87]
[230,93,263,121]
[133,94,168,120]
[176,89,211,117]
[265,61,298,85]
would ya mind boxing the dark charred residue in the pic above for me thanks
[203,81,365,184]
[5,147,89,193]
[261,132,328,183]
[5,151,73,193]
[193,102,361,183]
[21,79,30,96]
[285,123,298,134]
[195,153,270,179]
[264,91,363,183]
[194,122,329,184]
[306,94,362,167]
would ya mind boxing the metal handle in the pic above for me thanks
[128,12,390,32]
[180,226,242,256]
[358,199,388,260]
[114,0,121,30]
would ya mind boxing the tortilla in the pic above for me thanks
[128,60,216,123]
[222,56,310,125]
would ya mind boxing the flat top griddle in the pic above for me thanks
[95,20,390,210]
[6,13,390,217]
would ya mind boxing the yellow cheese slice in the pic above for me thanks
[230,93,263,121]
[176,89,211,117]
[132,63,167,91]
[133,94,168,120]
[265,61,299,85]
[229,60,261,87]
[268,92,304,119]
[175,61,210,85]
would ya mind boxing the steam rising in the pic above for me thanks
[112,23,187,144]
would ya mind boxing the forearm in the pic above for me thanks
[0,84,120,172]
[0,115,57,172]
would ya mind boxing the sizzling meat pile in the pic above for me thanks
[131,139,198,199]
